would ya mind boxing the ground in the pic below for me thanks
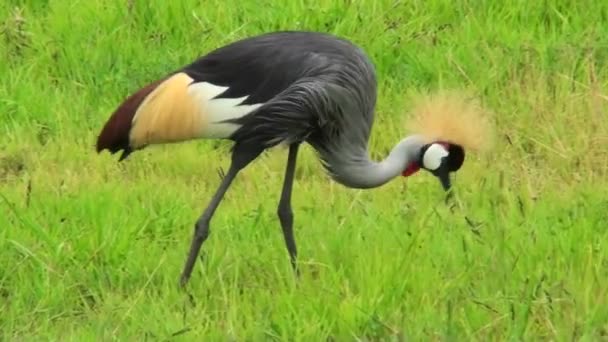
[1,1,607,340]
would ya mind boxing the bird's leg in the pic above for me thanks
[179,145,263,287]
[277,143,300,274]
[179,165,238,287]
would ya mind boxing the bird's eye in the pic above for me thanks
[422,143,449,170]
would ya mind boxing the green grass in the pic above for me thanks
[1,0,607,340]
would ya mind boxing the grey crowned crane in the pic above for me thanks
[96,31,490,286]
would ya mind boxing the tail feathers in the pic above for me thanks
[96,78,165,161]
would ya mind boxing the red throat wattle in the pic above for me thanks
[402,162,420,177]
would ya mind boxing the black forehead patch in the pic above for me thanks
[446,144,465,172]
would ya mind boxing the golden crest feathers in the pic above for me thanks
[405,90,494,152]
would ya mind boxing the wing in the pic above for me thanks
[182,31,349,104]
[96,31,374,161]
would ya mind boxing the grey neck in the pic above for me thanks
[330,134,426,189]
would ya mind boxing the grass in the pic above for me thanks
[1,0,607,340]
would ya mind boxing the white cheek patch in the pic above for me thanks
[423,143,449,170]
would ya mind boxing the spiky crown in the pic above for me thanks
[405,90,494,154]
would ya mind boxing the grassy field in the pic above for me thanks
[1,0,607,340]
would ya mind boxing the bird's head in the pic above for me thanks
[400,90,493,193]
[401,141,465,192]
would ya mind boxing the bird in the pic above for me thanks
[96,30,490,286]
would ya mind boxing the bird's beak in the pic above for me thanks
[434,167,455,203]
[438,171,451,192]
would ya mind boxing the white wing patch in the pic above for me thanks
[422,143,449,170]
[188,81,263,139]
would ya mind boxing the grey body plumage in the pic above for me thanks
[210,31,384,188]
